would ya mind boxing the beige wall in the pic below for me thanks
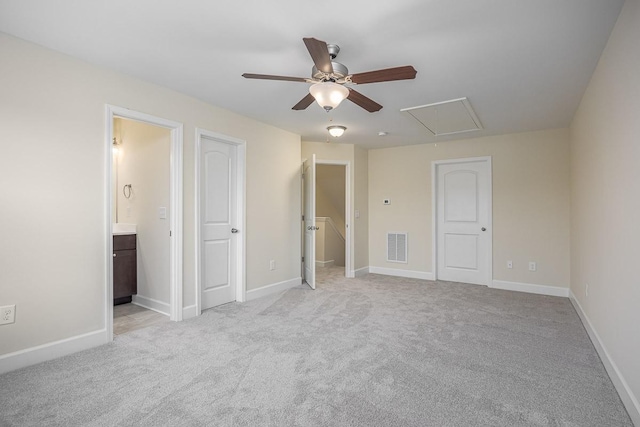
[354,146,369,271]
[302,141,353,163]
[315,218,345,267]
[0,33,300,355]
[316,164,346,236]
[570,0,640,416]
[115,118,171,305]
[368,128,571,287]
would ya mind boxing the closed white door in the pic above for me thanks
[200,138,238,309]
[436,158,491,285]
[303,155,316,290]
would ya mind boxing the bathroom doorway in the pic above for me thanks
[105,105,183,340]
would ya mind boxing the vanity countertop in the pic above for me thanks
[112,223,137,235]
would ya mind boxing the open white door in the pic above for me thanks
[303,155,316,289]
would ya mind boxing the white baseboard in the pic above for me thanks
[246,277,302,301]
[354,266,370,277]
[369,266,435,281]
[490,280,569,297]
[0,329,107,375]
[182,304,197,320]
[132,295,170,316]
[569,291,640,425]
[315,260,335,268]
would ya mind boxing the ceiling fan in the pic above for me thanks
[242,37,417,113]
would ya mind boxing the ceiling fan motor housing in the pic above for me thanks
[312,62,349,81]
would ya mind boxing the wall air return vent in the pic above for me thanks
[387,232,408,263]
[401,97,482,137]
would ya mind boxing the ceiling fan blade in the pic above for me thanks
[242,73,308,83]
[303,37,333,74]
[292,93,316,110]
[347,89,383,112]
[350,65,417,84]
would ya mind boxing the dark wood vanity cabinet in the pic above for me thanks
[113,234,137,304]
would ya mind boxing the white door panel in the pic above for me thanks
[303,155,316,290]
[200,139,237,309]
[444,171,478,222]
[437,159,491,285]
[204,151,230,224]
[444,233,479,269]
[203,240,229,289]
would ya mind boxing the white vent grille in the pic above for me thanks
[387,232,408,263]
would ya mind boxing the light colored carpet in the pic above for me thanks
[0,267,632,426]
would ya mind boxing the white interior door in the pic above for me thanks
[303,155,316,289]
[436,158,491,285]
[200,138,238,309]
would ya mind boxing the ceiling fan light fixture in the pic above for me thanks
[309,82,349,111]
[327,125,347,137]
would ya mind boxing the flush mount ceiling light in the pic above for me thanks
[327,125,347,137]
[310,82,350,112]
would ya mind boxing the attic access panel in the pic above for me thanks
[401,97,483,136]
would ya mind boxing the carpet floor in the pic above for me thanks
[0,267,633,426]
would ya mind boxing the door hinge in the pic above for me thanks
[302,215,305,221]
[302,256,305,263]
[169,230,172,237]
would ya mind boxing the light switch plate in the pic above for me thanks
[159,207,167,219]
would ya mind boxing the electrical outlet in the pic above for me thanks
[585,283,589,297]
[507,260,513,269]
[0,305,16,325]
[528,262,537,272]
[383,199,391,205]
[269,260,276,271]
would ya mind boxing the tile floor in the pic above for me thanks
[113,303,170,336]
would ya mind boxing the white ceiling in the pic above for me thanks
[0,0,624,149]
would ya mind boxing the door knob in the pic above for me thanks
[231,228,239,233]
[481,227,486,231]
[113,253,117,257]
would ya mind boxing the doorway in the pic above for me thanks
[302,157,352,288]
[432,156,492,286]
[315,163,347,273]
[105,105,184,341]
[195,129,246,314]
[111,117,174,334]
